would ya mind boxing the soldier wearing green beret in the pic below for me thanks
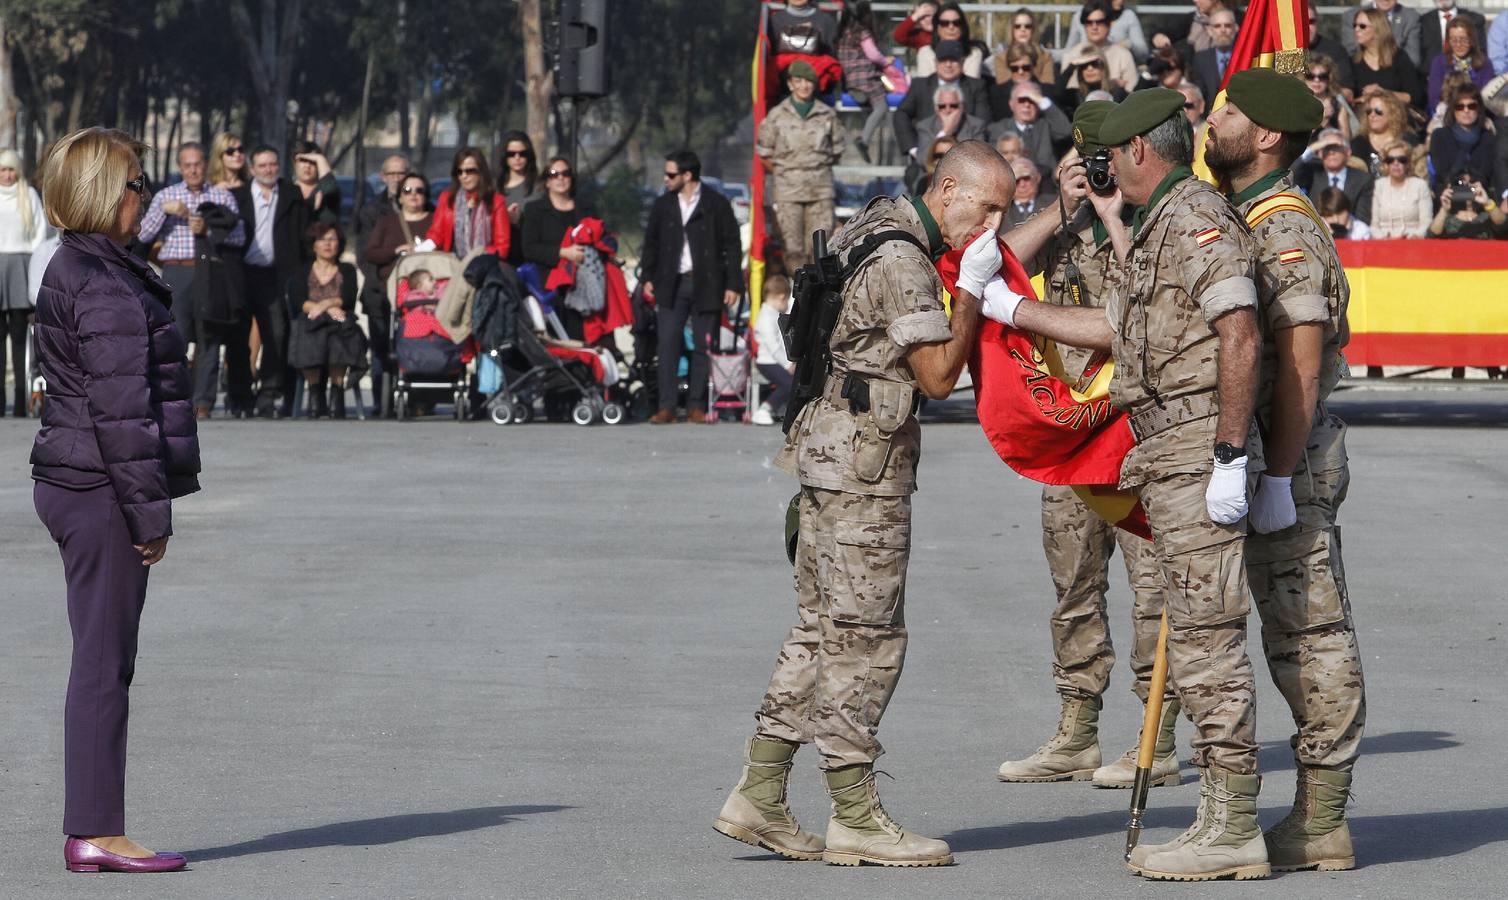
[757,61,845,272]
[995,100,1184,793]
[1205,66,1367,876]
[976,86,1269,881]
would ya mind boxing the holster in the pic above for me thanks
[826,374,915,483]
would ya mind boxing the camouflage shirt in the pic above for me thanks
[1234,171,1350,474]
[756,97,846,202]
[1042,205,1120,380]
[1106,170,1258,487]
[775,196,951,496]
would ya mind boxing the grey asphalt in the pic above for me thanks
[0,386,1505,899]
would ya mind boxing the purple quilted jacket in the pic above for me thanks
[30,231,201,543]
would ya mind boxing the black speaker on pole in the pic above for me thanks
[558,0,609,98]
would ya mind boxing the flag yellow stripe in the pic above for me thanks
[1275,0,1299,50]
[1350,268,1508,334]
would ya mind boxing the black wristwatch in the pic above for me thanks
[1213,441,1246,465]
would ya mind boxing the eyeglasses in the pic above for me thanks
[505,150,529,159]
[1384,155,1409,164]
[1367,107,1386,116]
[1183,102,1197,110]
[936,102,961,109]
[547,169,573,179]
[1353,21,1370,30]
[1084,17,1108,25]
[457,167,480,175]
[663,170,682,179]
[1305,71,1330,81]
[938,17,963,26]
[401,185,427,194]
[1009,63,1033,73]
[1012,21,1033,30]
[1456,101,1480,111]
[125,175,149,198]
[224,145,244,155]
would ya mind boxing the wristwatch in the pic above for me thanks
[1213,441,1246,465]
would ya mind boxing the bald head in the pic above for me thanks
[923,140,1014,246]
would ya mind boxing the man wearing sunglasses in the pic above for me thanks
[1203,67,1367,877]
[1293,130,1374,225]
[894,40,990,161]
[915,86,988,145]
[757,60,846,272]
[987,80,1072,179]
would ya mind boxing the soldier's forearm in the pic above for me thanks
[909,293,982,399]
[1212,308,1261,447]
[1013,301,1113,352]
[1264,323,1323,476]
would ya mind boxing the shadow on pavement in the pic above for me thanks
[943,805,1194,854]
[1353,807,1508,865]
[183,804,572,861]
[1322,396,1508,428]
[1257,730,1462,774]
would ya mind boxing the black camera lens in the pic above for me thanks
[1086,148,1116,195]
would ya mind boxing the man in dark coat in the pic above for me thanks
[893,40,992,160]
[353,154,410,399]
[233,145,309,417]
[639,150,743,424]
[1189,8,1238,110]
[1294,131,1376,223]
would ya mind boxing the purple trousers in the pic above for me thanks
[34,481,151,836]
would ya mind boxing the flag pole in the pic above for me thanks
[1125,610,1171,859]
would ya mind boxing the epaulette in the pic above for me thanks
[1245,190,1327,232]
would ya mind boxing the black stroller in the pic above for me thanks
[467,255,625,426]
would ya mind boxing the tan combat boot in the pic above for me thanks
[713,737,824,860]
[1092,696,1181,788]
[997,695,1101,782]
[1128,767,1271,881]
[1264,766,1355,872]
[821,765,953,867]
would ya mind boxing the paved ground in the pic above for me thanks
[0,387,1504,898]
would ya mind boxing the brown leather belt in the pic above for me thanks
[159,259,195,267]
[1129,392,1218,442]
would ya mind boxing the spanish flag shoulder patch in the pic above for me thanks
[1278,247,1305,265]
[1194,227,1222,247]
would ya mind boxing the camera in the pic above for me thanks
[1449,176,1476,212]
[1086,148,1116,195]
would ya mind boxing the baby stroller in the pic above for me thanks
[474,257,624,426]
[705,296,752,423]
[387,251,470,421]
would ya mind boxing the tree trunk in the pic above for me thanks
[520,0,551,156]
[416,74,435,171]
[165,100,182,184]
[230,0,305,158]
[0,18,20,149]
[352,45,376,220]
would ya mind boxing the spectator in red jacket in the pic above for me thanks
[426,147,510,259]
[893,1,938,49]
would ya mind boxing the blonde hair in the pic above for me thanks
[1354,8,1397,69]
[208,131,249,187]
[39,127,147,235]
[0,148,38,240]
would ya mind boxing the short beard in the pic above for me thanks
[1205,122,1259,182]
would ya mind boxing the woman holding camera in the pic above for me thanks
[1429,175,1505,239]
[31,127,199,874]
[1428,83,1497,194]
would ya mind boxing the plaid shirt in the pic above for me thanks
[137,182,245,261]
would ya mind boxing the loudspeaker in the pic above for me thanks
[558,0,609,98]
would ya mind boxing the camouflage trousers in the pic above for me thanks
[1247,465,1366,770]
[1041,484,1172,704]
[1138,471,1258,774]
[773,198,836,272]
[756,486,910,769]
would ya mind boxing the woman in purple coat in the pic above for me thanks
[30,127,200,874]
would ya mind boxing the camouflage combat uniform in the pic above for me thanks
[1039,208,1169,705]
[1105,169,1261,774]
[757,195,949,768]
[1235,172,1366,770]
[757,96,845,272]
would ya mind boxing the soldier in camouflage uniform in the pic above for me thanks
[757,60,844,272]
[716,142,1067,868]
[981,89,1269,881]
[1206,67,1366,875]
[996,100,1183,791]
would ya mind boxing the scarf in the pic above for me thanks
[1451,122,1483,149]
[452,191,492,258]
[792,98,815,119]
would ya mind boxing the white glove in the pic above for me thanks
[1249,474,1297,533]
[980,275,1025,326]
[1205,455,1249,525]
[955,228,1001,298]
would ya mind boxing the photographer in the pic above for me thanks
[1317,187,1373,239]
[1429,173,1505,238]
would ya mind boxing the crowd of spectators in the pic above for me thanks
[807,1,1508,240]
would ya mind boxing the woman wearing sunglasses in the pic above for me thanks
[365,173,434,285]
[31,127,200,874]
[993,10,1056,85]
[1302,54,1362,143]
[1427,82,1497,194]
[209,132,249,192]
[518,157,597,340]
[914,2,987,79]
[1348,7,1424,110]
[1368,140,1433,238]
[1063,0,1148,64]
[426,147,510,260]
[1350,90,1416,173]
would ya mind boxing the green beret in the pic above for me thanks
[786,60,817,83]
[1099,88,1185,146]
[1225,68,1324,134]
[1072,100,1116,154]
